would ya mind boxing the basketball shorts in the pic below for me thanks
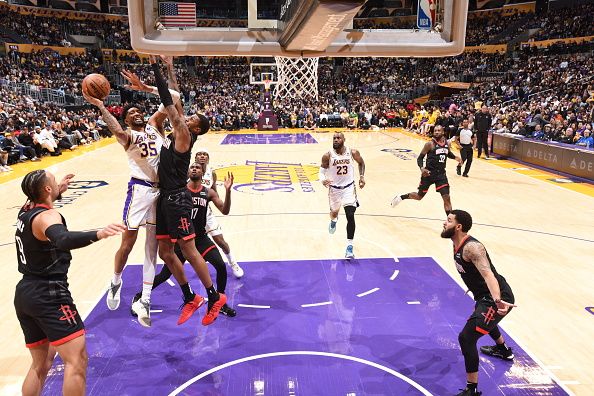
[329,181,359,212]
[205,206,223,237]
[174,234,218,263]
[470,296,513,335]
[156,188,195,243]
[122,178,159,230]
[14,277,85,348]
[418,173,450,196]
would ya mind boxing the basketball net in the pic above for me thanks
[274,57,319,101]
[264,79,272,92]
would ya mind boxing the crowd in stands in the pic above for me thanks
[0,2,592,172]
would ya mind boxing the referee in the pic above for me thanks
[456,119,476,177]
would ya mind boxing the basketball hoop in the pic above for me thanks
[264,79,272,92]
[274,57,319,101]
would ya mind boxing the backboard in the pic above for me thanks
[128,0,468,58]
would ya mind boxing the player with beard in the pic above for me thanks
[132,162,237,317]
[391,125,461,214]
[441,210,516,396]
[15,170,125,395]
[83,66,181,327]
[319,132,365,259]
[195,150,244,278]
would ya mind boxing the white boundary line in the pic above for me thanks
[301,301,333,308]
[237,304,271,309]
[357,287,380,297]
[390,269,400,280]
[168,351,434,396]
[166,279,176,287]
[407,301,421,305]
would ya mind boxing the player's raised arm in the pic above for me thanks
[209,172,234,215]
[149,56,191,153]
[82,87,130,147]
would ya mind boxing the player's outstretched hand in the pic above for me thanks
[496,299,516,316]
[121,70,150,92]
[97,223,127,240]
[160,55,174,66]
[82,87,103,107]
[148,55,159,65]
[58,174,75,194]
[224,172,234,190]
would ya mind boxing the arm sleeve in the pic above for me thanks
[447,151,456,159]
[157,89,181,114]
[151,63,173,107]
[416,153,426,168]
[45,224,99,251]
[318,167,328,182]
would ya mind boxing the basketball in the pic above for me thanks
[82,73,110,100]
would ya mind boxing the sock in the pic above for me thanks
[112,272,122,285]
[206,285,219,307]
[180,282,194,302]
[141,282,152,302]
[466,382,478,392]
[347,239,353,246]
[225,252,235,264]
[400,193,410,200]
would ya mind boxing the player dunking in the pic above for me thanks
[133,162,237,317]
[391,125,461,214]
[319,132,365,259]
[150,56,227,326]
[441,210,516,396]
[83,64,181,327]
[195,150,244,278]
[15,170,124,395]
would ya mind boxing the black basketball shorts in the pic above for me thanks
[470,296,512,335]
[156,188,196,243]
[418,173,450,196]
[14,278,85,348]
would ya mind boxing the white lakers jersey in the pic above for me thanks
[202,165,214,188]
[126,124,163,182]
[329,146,355,187]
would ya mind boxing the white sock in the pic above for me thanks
[226,252,235,264]
[112,272,122,285]
[331,217,337,223]
[347,239,353,246]
[142,225,157,302]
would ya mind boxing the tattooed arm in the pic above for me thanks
[82,89,130,148]
[351,148,365,188]
[464,241,515,314]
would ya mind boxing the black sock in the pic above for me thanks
[400,193,410,200]
[466,382,478,392]
[180,283,194,302]
[206,285,219,301]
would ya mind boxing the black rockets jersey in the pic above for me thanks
[188,185,211,237]
[158,133,198,191]
[15,205,72,279]
[454,235,513,301]
[425,138,451,175]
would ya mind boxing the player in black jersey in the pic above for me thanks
[441,210,516,396]
[391,125,461,214]
[15,170,125,396]
[149,55,227,327]
[132,162,237,317]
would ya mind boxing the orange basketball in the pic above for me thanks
[82,73,110,100]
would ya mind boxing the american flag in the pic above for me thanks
[158,2,196,28]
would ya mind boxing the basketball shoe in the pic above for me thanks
[131,297,151,327]
[202,293,227,326]
[229,261,244,278]
[480,344,514,361]
[178,294,205,325]
[345,245,355,259]
[106,280,122,310]
[220,304,236,317]
[391,195,403,207]
[328,219,337,234]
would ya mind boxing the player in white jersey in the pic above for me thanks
[195,150,244,278]
[83,63,181,327]
[319,132,366,259]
